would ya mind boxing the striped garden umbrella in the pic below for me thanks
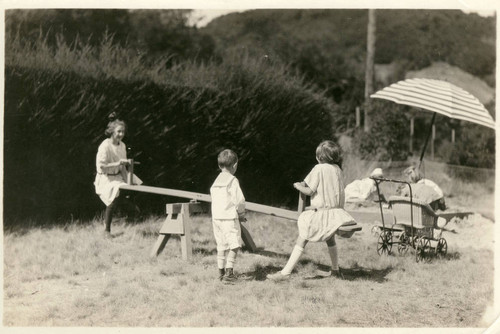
[370,78,496,164]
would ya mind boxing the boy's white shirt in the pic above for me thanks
[210,171,245,219]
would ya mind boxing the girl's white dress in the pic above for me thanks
[94,138,142,206]
[298,163,356,242]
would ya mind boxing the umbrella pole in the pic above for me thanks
[418,112,437,168]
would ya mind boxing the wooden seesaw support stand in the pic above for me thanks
[152,202,203,260]
[121,160,361,260]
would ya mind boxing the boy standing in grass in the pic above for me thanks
[210,149,246,283]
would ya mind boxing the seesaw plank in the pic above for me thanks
[120,184,300,220]
[120,184,363,234]
[120,184,211,202]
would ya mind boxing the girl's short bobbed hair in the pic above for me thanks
[316,140,343,168]
[104,112,126,137]
[217,149,238,169]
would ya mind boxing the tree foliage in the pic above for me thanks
[375,10,496,78]
[4,40,334,219]
[447,125,496,168]
[204,9,496,161]
[350,101,410,161]
[5,9,216,64]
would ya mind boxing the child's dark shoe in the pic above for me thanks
[222,268,237,284]
[218,268,225,281]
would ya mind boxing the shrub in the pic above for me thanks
[351,101,410,161]
[4,40,335,221]
[447,124,495,171]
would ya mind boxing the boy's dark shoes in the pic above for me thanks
[222,268,237,284]
[218,268,226,281]
[331,268,344,280]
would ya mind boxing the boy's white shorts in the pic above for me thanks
[212,218,242,251]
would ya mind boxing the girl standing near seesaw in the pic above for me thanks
[267,140,355,280]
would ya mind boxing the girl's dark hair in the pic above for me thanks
[316,140,343,168]
[104,112,126,137]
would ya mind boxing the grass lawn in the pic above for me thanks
[3,202,496,329]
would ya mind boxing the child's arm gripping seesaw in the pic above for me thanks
[294,181,314,197]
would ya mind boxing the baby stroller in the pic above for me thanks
[371,177,448,263]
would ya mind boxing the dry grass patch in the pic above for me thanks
[3,209,495,327]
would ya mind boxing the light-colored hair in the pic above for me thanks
[105,113,126,137]
[316,140,342,168]
[403,166,422,183]
[370,168,384,178]
[217,149,238,169]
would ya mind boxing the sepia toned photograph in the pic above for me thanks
[2,1,498,332]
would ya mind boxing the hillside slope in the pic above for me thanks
[203,9,495,83]
[406,62,495,106]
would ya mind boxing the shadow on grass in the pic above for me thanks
[193,247,218,256]
[109,231,125,238]
[335,266,392,283]
[252,248,291,259]
[241,264,287,281]
[443,251,461,260]
[139,229,158,238]
[239,249,394,283]
[298,260,393,283]
[240,261,393,283]
[191,246,293,258]
[418,251,461,262]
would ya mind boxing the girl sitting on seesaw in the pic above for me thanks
[267,140,356,281]
[94,113,142,238]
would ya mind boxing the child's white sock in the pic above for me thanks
[217,250,226,269]
[226,249,237,269]
[281,245,304,275]
[328,245,339,271]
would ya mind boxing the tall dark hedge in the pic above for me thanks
[4,65,333,222]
